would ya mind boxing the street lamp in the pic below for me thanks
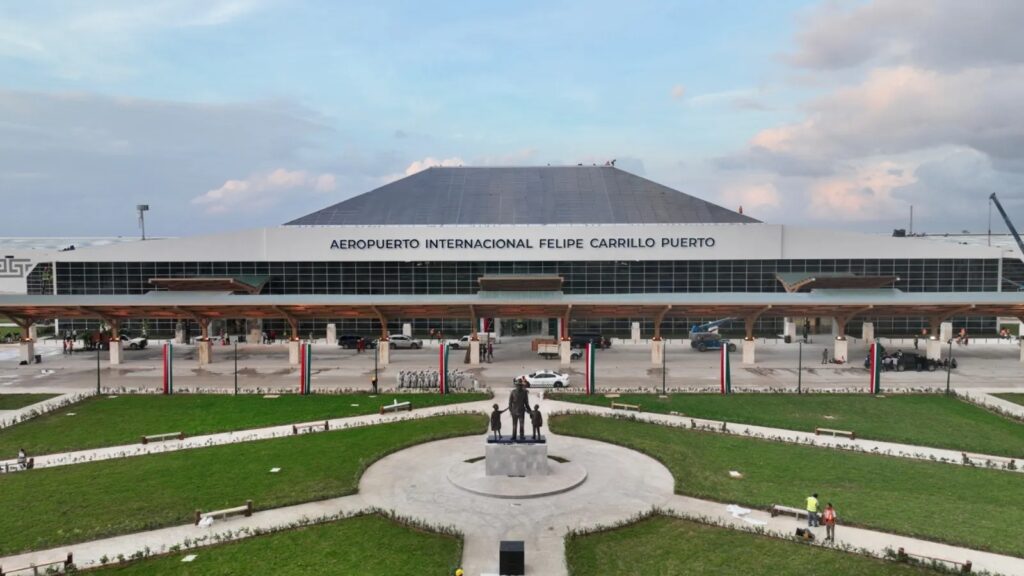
[96,345,101,394]
[661,339,667,395]
[797,340,803,394]
[234,340,238,395]
[136,204,149,240]
[945,338,954,395]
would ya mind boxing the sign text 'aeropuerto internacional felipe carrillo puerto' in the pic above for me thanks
[329,236,716,251]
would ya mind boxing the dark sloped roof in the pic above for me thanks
[285,166,758,226]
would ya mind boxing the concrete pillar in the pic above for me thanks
[831,319,841,339]
[833,338,848,363]
[554,318,561,339]
[19,339,35,364]
[783,318,796,342]
[742,339,756,364]
[494,319,502,339]
[288,340,300,366]
[631,322,641,343]
[109,340,122,365]
[470,339,481,365]
[377,341,390,367]
[197,340,212,365]
[326,323,337,345]
[248,319,262,345]
[926,338,942,361]
[28,325,38,340]
[175,323,185,344]
[1020,338,1024,363]
[650,339,664,365]
[402,323,412,337]
[861,322,874,344]
[940,322,953,343]
[479,318,486,334]
[559,339,572,367]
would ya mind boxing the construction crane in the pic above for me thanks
[990,193,1024,262]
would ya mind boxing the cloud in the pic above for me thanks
[192,169,337,214]
[720,182,781,216]
[789,0,1024,71]
[0,0,266,78]
[404,156,465,176]
[806,160,915,220]
[0,89,331,234]
[670,84,686,100]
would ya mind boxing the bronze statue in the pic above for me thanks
[508,380,531,441]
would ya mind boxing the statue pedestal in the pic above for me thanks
[486,441,549,477]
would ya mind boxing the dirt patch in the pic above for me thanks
[744,367,776,376]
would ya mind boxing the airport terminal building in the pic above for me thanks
[3,166,1022,340]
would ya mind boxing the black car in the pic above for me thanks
[570,333,611,349]
[864,351,947,372]
[338,335,376,349]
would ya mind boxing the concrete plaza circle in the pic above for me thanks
[447,457,588,499]
[359,432,675,575]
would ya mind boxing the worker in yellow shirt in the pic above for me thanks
[806,492,820,527]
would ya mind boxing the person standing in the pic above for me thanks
[806,493,820,527]
[530,404,543,440]
[508,381,530,442]
[17,448,27,470]
[490,404,508,440]
[823,503,837,542]
[486,340,494,363]
[821,348,829,365]
[913,333,919,350]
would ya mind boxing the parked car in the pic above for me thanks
[863,351,952,372]
[446,335,474,349]
[570,333,610,349]
[514,370,570,388]
[537,343,582,360]
[690,332,737,352]
[100,334,148,350]
[384,334,423,349]
[338,335,376,349]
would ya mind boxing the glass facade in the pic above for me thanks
[37,257,1004,338]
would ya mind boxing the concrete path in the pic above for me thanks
[3,420,1023,575]
[959,389,1024,420]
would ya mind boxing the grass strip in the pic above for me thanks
[0,393,58,410]
[0,414,485,555]
[550,414,1024,558]
[0,392,488,456]
[994,394,1024,409]
[550,393,1024,457]
[566,514,942,575]
[90,514,461,575]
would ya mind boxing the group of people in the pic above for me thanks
[260,330,279,344]
[955,328,970,346]
[805,492,838,542]
[490,381,543,441]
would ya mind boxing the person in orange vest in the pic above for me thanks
[823,502,837,542]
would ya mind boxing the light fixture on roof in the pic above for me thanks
[136,204,150,240]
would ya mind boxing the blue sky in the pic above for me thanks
[1,0,1021,237]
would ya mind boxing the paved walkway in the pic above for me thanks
[3,415,1023,575]
[3,390,1022,473]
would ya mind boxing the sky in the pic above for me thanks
[1,0,1022,237]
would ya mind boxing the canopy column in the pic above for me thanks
[651,305,671,365]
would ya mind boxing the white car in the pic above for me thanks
[515,370,570,388]
[120,334,149,350]
[446,335,474,349]
[384,334,423,349]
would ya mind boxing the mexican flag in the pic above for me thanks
[299,342,312,395]
[584,341,596,395]
[869,342,882,394]
[162,342,173,395]
[720,345,731,395]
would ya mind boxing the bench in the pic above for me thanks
[610,402,641,412]
[897,548,972,573]
[194,500,253,525]
[1,458,34,473]
[380,401,412,414]
[770,504,810,519]
[141,432,185,445]
[814,427,856,440]
[292,421,330,435]
[0,552,73,575]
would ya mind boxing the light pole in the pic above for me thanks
[661,339,667,395]
[233,340,238,395]
[945,338,953,395]
[96,345,101,395]
[797,340,803,394]
[374,342,379,390]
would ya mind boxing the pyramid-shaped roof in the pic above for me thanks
[285,166,758,226]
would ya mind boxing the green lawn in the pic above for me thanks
[566,515,940,576]
[0,414,485,555]
[995,394,1024,409]
[0,393,57,410]
[0,392,488,456]
[91,514,461,575]
[550,393,1024,457]
[550,414,1024,558]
